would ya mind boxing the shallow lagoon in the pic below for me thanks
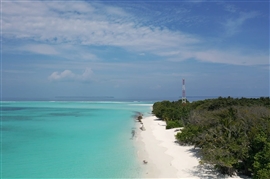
[2,101,152,178]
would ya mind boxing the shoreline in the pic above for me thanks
[134,115,248,179]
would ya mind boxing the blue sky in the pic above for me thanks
[2,0,269,100]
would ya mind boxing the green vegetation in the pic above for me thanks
[166,120,183,129]
[152,97,270,178]
[152,100,190,126]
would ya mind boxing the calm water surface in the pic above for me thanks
[1,101,153,178]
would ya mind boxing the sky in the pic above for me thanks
[1,0,269,101]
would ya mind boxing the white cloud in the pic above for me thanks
[103,5,129,17]
[224,11,259,36]
[194,50,268,66]
[2,1,200,58]
[48,68,93,82]
[167,49,268,66]
[15,43,98,61]
[2,1,267,66]
[21,44,59,55]
[224,4,237,13]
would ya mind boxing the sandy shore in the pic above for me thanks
[135,115,248,179]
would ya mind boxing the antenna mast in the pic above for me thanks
[182,79,186,104]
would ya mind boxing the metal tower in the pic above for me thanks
[182,79,186,104]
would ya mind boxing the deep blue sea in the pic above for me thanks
[1,101,153,178]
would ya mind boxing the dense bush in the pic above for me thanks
[166,120,183,129]
[175,124,203,146]
[152,100,190,124]
[252,134,270,179]
[153,97,270,178]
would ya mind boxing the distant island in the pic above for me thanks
[152,96,270,178]
[54,96,115,100]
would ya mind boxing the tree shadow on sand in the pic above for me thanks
[154,118,167,126]
[182,148,250,179]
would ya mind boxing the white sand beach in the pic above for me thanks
[135,115,248,179]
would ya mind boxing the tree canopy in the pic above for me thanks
[152,97,270,178]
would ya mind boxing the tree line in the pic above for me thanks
[152,97,270,178]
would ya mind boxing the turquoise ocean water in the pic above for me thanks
[1,101,153,178]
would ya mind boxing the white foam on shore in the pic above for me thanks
[135,115,249,179]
